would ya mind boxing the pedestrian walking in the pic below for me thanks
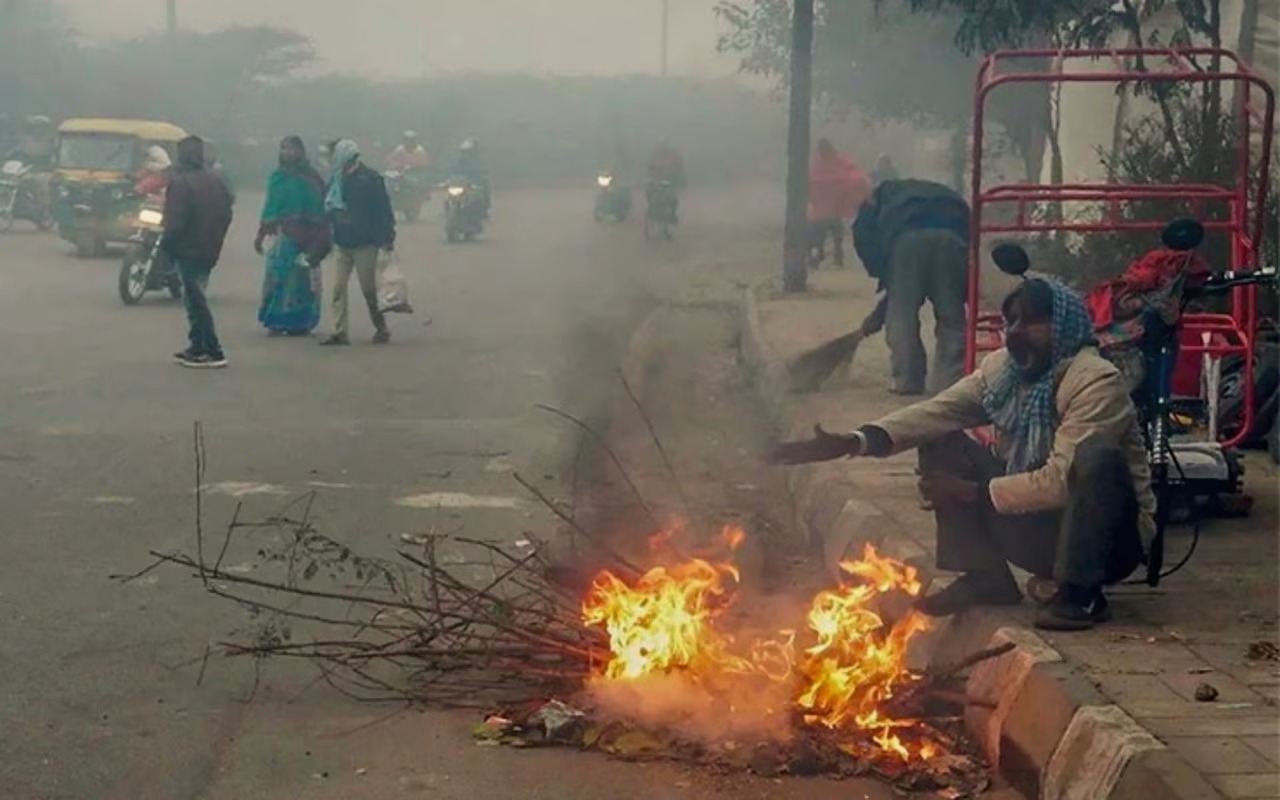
[255,136,330,336]
[807,138,869,268]
[853,178,970,395]
[163,135,235,369]
[321,139,396,346]
[870,154,898,188]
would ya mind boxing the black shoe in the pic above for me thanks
[916,569,1022,617]
[174,347,200,363]
[372,329,390,345]
[1034,587,1112,631]
[178,352,227,369]
[319,334,350,346]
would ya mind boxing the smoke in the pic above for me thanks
[586,668,795,744]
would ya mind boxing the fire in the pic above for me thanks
[582,532,938,762]
[582,556,738,680]
[796,545,933,759]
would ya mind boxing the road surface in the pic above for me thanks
[0,186,906,799]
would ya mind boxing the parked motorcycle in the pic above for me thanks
[117,197,181,305]
[0,160,54,232]
[593,173,632,223]
[442,178,485,243]
[386,168,430,223]
[644,179,678,240]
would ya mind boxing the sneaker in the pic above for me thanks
[1034,588,1112,631]
[915,569,1023,617]
[178,352,228,369]
[174,347,200,363]
[372,329,391,345]
[318,334,350,346]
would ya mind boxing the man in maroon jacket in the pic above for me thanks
[162,136,235,368]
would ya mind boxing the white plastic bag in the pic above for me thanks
[376,251,413,314]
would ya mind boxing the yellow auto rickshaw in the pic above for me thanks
[52,118,188,257]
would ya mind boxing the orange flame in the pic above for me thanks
[582,535,937,761]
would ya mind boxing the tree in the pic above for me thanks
[716,0,1050,187]
[0,0,84,122]
[81,26,315,140]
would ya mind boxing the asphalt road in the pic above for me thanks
[0,186,903,799]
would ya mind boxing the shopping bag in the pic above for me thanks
[376,251,414,314]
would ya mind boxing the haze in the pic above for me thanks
[59,0,737,77]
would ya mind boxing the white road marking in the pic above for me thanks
[307,481,354,489]
[201,481,290,498]
[88,496,136,505]
[395,492,526,510]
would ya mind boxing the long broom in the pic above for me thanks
[786,294,889,393]
[785,244,1032,394]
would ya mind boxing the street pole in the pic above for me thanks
[660,0,670,77]
[166,0,177,34]
[782,0,814,293]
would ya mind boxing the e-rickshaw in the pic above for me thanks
[966,47,1275,586]
[51,118,188,257]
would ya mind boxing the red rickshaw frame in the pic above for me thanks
[967,47,1275,447]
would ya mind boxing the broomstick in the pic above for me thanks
[786,294,889,393]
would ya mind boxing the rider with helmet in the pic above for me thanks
[449,137,490,218]
[388,130,430,173]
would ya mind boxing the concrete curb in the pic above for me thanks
[736,282,1223,800]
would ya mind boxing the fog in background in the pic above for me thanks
[60,0,738,78]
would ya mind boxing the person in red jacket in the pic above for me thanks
[808,138,869,268]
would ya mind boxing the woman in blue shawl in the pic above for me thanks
[255,136,331,335]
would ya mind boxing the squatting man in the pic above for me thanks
[773,277,1155,631]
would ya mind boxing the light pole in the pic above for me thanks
[782,0,814,292]
[660,0,670,77]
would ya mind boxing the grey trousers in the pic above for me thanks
[884,228,967,394]
[918,432,1144,587]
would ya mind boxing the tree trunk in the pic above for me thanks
[1047,79,1065,224]
[783,0,814,293]
[947,124,966,194]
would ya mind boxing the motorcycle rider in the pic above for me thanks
[4,115,56,213]
[449,137,490,218]
[388,130,430,173]
[133,145,173,198]
[646,137,686,222]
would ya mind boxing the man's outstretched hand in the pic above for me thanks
[770,425,862,465]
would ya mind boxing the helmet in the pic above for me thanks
[403,130,418,141]
[145,145,172,172]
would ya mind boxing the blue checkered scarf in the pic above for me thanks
[981,278,1096,474]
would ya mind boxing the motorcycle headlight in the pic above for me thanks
[447,185,466,197]
[139,209,164,226]
[597,175,613,188]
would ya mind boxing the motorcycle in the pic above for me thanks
[386,168,429,223]
[0,160,54,232]
[117,197,181,305]
[593,173,632,222]
[442,178,485,243]
[644,179,678,240]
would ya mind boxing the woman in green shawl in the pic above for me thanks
[254,136,331,335]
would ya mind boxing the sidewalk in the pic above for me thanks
[741,269,1280,800]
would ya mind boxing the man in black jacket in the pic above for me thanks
[321,139,396,346]
[853,178,969,395]
[162,135,235,369]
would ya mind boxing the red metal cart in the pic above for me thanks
[967,47,1275,447]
